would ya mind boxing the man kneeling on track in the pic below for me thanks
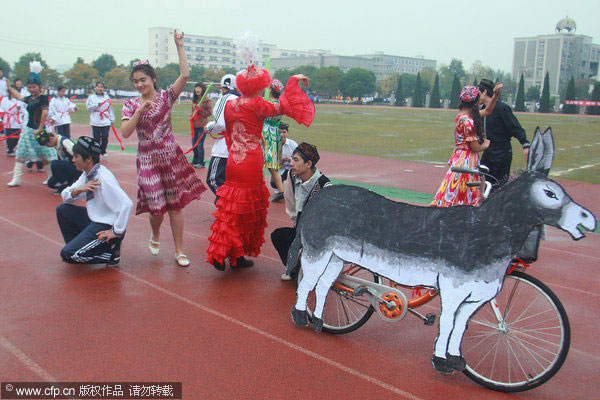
[56,137,133,267]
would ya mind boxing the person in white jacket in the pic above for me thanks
[57,136,132,267]
[0,88,28,156]
[49,85,77,138]
[86,82,114,155]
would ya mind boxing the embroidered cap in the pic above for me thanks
[34,129,52,145]
[459,86,480,104]
[279,122,289,131]
[270,79,284,95]
[132,60,152,67]
[295,142,320,165]
[75,136,102,156]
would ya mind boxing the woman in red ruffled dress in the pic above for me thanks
[206,66,314,270]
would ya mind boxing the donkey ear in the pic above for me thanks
[528,127,554,175]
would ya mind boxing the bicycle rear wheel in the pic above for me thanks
[462,271,570,392]
[295,264,379,334]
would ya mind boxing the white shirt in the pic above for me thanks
[279,138,298,175]
[62,164,133,235]
[0,97,27,129]
[49,96,77,126]
[284,169,331,224]
[86,93,115,126]
[0,78,8,97]
[206,92,238,158]
[20,87,30,97]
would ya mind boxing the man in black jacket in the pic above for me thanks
[478,79,530,187]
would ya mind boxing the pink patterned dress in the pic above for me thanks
[430,114,481,207]
[122,85,206,215]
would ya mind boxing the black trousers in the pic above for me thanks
[92,125,110,155]
[206,156,227,197]
[191,128,206,166]
[271,227,297,266]
[56,203,120,264]
[480,151,512,189]
[270,169,289,189]
[4,128,20,153]
[48,160,81,192]
[55,124,71,138]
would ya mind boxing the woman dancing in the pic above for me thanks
[121,30,206,267]
[206,32,315,270]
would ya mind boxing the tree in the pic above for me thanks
[449,74,461,109]
[273,69,294,85]
[64,62,100,89]
[448,59,466,80]
[75,57,85,64]
[562,76,577,114]
[400,73,416,98]
[0,57,10,76]
[105,67,131,90]
[40,68,64,89]
[156,64,180,89]
[190,65,206,82]
[377,73,398,98]
[586,82,600,115]
[430,74,441,108]
[525,86,540,102]
[413,72,423,107]
[312,66,343,97]
[13,53,49,81]
[395,75,403,106]
[539,72,551,113]
[514,74,526,112]
[93,54,117,78]
[339,68,376,99]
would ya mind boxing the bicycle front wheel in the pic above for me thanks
[462,271,570,392]
[295,264,379,334]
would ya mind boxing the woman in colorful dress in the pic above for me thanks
[6,63,58,187]
[262,79,285,200]
[430,85,500,207]
[206,53,315,270]
[121,30,206,267]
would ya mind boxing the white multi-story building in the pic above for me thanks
[356,52,437,81]
[148,27,275,70]
[512,17,600,95]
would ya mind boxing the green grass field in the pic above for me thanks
[71,102,600,184]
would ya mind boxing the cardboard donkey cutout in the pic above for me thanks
[289,127,596,374]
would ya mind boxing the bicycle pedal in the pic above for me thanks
[353,285,368,297]
[424,313,436,326]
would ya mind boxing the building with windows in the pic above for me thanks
[512,17,600,95]
[356,53,437,81]
[148,27,275,70]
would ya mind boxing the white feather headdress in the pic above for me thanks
[235,31,259,66]
[29,61,43,74]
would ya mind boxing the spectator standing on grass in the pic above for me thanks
[190,82,212,168]
[57,136,132,267]
[120,31,207,268]
[5,63,58,187]
[49,85,77,138]
[269,122,297,202]
[204,74,239,200]
[1,84,27,157]
[271,143,331,280]
[430,84,501,207]
[478,78,530,188]
[86,82,114,156]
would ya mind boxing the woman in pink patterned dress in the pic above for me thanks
[431,85,501,207]
[121,30,206,267]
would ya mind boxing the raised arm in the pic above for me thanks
[480,83,503,117]
[171,30,189,98]
[6,82,24,101]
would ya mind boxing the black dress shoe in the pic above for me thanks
[312,316,323,332]
[106,241,121,267]
[271,192,284,203]
[231,256,254,268]
[291,307,308,326]
[446,354,466,371]
[212,260,226,271]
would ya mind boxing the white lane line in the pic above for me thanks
[0,216,422,400]
[552,163,600,176]
[0,334,56,382]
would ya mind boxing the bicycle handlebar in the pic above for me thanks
[450,166,483,176]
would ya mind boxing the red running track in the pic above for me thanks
[1,125,599,399]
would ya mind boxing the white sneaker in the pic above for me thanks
[280,272,292,281]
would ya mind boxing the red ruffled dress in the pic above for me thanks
[206,77,314,266]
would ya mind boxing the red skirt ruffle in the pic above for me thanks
[206,183,270,266]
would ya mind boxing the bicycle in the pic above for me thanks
[294,165,570,392]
